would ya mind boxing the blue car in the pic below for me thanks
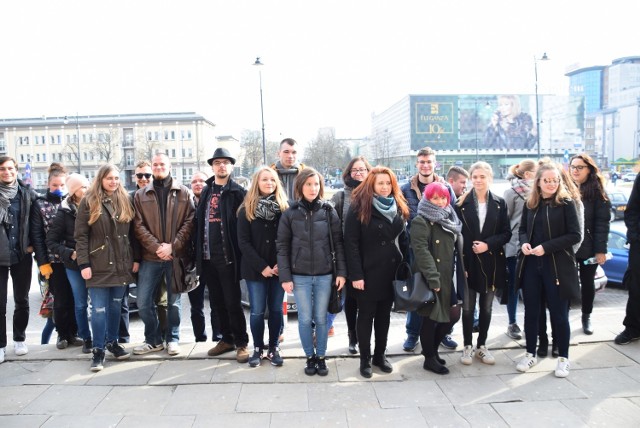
[602,229,629,285]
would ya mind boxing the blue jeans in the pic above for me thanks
[246,278,284,348]
[89,286,125,349]
[66,269,91,341]
[405,310,423,338]
[506,256,519,325]
[293,274,332,357]
[41,318,55,344]
[137,261,182,345]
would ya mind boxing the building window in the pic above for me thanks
[20,154,25,163]
[36,154,40,162]
[171,149,176,158]
[170,131,175,140]
[187,130,192,139]
[187,148,193,158]
[43,153,47,162]
[155,131,160,141]
[147,131,153,141]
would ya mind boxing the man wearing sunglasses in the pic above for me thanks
[118,161,169,344]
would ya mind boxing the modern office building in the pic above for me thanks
[369,94,583,178]
[0,112,218,189]
[566,56,640,167]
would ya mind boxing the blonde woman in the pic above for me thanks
[515,163,581,377]
[455,162,511,366]
[237,167,289,367]
[75,164,139,371]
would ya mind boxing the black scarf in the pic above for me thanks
[255,194,281,221]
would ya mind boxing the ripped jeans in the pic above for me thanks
[88,286,125,350]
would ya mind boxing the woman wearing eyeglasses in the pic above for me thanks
[328,156,372,354]
[515,163,581,378]
[569,154,610,335]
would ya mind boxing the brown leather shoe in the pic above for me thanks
[207,341,235,357]
[236,346,250,363]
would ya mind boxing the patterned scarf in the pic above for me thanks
[0,180,19,225]
[372,194,397,223]
[417,198,462,237]
[254,194,281,221]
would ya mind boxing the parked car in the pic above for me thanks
[607,192,628,222]
[623,172,637,182]
[602,228,629,286]
[330,181,344,189]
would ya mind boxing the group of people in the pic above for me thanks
[0,139,631,380]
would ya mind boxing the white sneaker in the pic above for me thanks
[167,342,180,356]
[133,342,164,355]
[14,341,28,356]
[516,352,537,372]
[0,347,5,364]
[460,345,474,365]
[475,345,495,365]
[555,357,570,378]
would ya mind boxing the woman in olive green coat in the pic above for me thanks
[411,182,465,375]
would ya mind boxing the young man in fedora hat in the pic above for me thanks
[195,148,250,363]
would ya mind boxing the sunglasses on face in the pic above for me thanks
[136,173,152,179]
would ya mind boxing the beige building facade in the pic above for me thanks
[0,112,218,189]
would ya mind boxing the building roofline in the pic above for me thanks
[565,65,606,77]
[0,112,215,128]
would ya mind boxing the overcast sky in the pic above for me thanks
[2,0,638,145]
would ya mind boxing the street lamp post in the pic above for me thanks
[253,57,266,165]
[534,52,549,159]
[474,98,479,162]
[64,114,81,174]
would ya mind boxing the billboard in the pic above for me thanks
[410,94,584,152]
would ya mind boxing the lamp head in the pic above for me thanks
[253,57,263,66]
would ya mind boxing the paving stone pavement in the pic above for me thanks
[2,284,640,427]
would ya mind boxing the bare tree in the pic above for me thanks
[303,128,346,179]
[371,129,391,166]
[136,134,163,163]
[92,128,124,169]
[240,129,279,174]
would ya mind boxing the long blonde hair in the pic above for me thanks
[85,164,135,225]
[242,166,289,221]
[527,163,574,209]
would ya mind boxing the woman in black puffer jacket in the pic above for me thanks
[277,168,347,377]
[569,154,611,335]
[46,173,92,353]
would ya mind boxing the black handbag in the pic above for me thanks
[392,262,435,312]
[325,205,343,314]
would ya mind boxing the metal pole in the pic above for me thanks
[534,58,541,159]
[76,114,81,174]
[259,69,266,165]
[475,98,479,161]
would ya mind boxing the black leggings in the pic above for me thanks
[420,305,461,358]
[577,260,598,315]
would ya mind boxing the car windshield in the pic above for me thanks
[609,193,626,203]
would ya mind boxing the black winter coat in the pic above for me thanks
[575,196,611,260]
[30,190,63,266]
[0,181,38,266]
[237,206,280,282]
[344,206,408,302]
[194,178,246,280]
[46,198,79,270]
[455,190,511,296]
[276,200,347,283]
[517,199,581,300]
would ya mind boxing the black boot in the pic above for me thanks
[551,343,559,358]
[423,355,449,375]
[434,351,446,366]
[582,313,593,335]
[372,353,393,373]
[348,330,358,355]
[537,337,549,358]
[360,356,372,378]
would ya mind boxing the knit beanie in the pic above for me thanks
[66,173,89,197]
